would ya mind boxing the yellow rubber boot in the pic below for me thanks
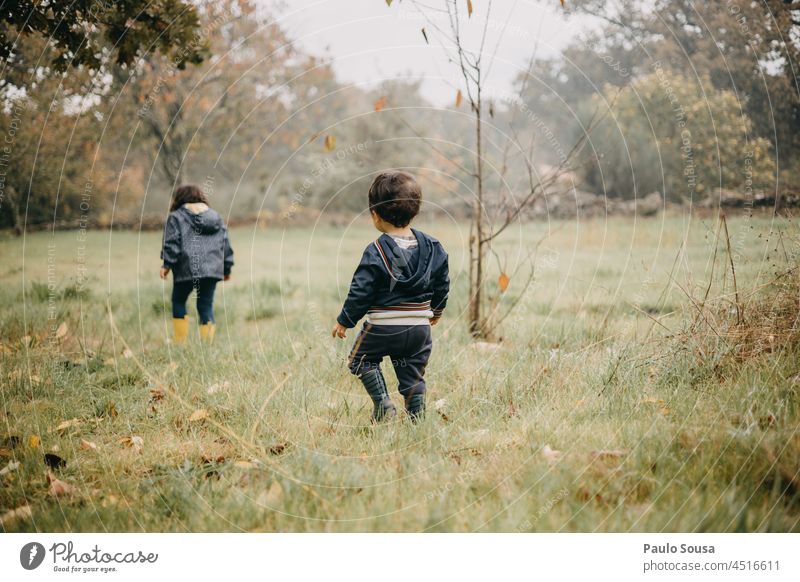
[199,322,216,344]
[173,317,189,345]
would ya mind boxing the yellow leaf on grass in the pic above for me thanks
[455,89,463,108]
[373,96,387,112]
[189,409,209,423]
[29,435,40,449]
[324,134,336,152]
[498,272,510,292]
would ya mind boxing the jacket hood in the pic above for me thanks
[181,204,223,235]
[377,229,435,292]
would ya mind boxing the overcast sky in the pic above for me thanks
[269,0,597,105]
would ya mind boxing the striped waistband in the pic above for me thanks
[367,302,433,326]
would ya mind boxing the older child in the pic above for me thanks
[332,171,449,422]
[160,184,234,344]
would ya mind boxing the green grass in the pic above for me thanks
[0,214,798,532]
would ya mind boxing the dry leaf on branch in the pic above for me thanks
[467,0,474,17]
[421,28,429,44]
[499,272,510,292]
[373,96,387,112]
[455,89,463,108]
[324,134,336,152]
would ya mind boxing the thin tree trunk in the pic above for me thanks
[469,88,485,337]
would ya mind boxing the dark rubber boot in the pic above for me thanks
[406,393,425,422]
[359,368,397,423]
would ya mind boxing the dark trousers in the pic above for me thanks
[348,323,433,398]
[172,278,218,324]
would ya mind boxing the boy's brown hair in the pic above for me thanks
[170,184,208,212]
[368,171,422,227]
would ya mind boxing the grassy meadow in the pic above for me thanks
[1,213,799,532]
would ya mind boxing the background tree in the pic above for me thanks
[0,0,204,71]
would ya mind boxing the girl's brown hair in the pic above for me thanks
[170,184,208,212]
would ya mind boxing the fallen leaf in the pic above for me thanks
[575,399,585,406]
[472,341,501,352]
[51,418,82,433]
[542,444,562,464]
[234,460,256,469]
[0,447,12,458]
[47,473,72,497]
[373,95,387,112]
[44,453,66,469]
[455,89,463,108]
[2,435,20,448]
[264,480,283,504]
[0,460,20,476]
[206,381,231,395]
[498,272,510,292]
[55,322,68,339]
[79,440,98,451]
[0,505,32,526]
[189,409,209,423]
[29,435,41,449]
[421,27,429,44]
[641,397,665,406]
[149,385,166,402]
[659,407,670,415]
[268,443,288,456]
[467,0,473,17]
[324,134,336,152]
[119,436,144,453]
[591,449,630,460]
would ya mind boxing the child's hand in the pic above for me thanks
[430,317,440,326]
[224,274,231,282]
[160,267,170,280]
[331,322,348,339]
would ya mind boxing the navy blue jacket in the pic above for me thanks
[337,229,449,328]
[161,204,234,283]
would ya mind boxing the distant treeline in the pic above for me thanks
[2,0,798,232]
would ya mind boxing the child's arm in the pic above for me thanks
[430,246,450,324]
[223,226,234,281]
[335,247,381,332]
[160,214,181,278]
